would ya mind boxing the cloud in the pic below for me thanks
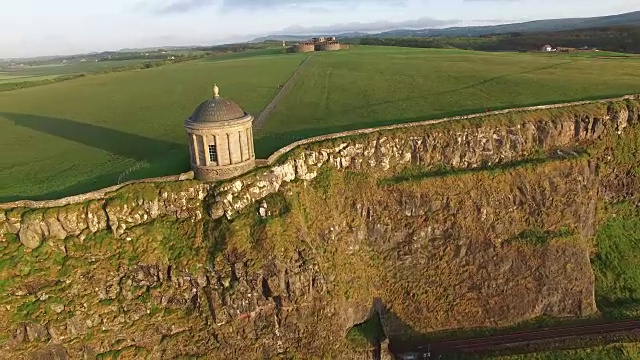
[141,0,216,14]
[221,0,405,10]
[276,17,462,34]
[144,0,406,14]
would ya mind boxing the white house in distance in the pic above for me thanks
[542,45,555,52]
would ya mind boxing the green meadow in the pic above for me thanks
[2,46,640,200]
[495,343,640,360]
[0,52,307,201]
[0,75,60,84]
[257,46,640,154]
[0,59,149,77]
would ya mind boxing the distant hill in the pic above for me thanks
[360,25,640,54]
[117,45,199,53]
[378,10,640,38]
[253,10,640,41]
[251,33,369,43]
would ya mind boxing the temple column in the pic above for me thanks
[212,135,218,166]
[245,128,252,159]
[249,128,255,157]
[227,133,233,165]
[203,134,210,166]
[238,131,244,162]
[191,134,200,166]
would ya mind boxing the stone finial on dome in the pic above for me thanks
[213,84,220,98]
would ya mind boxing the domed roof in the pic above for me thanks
[188,85,247,123]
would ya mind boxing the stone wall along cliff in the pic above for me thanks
[1,99,637,247]
[1,181,209,249]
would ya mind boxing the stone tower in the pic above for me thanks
[184,85,256,181]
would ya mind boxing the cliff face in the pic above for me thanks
[212,101,632,219]
[0,99,638,359]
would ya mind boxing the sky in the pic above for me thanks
[1,0,638,58]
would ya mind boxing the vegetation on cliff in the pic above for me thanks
[1,156,601,358]
[592,205,640,319]
[497,342,640,360]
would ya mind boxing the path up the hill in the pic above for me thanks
[254,54,312,129]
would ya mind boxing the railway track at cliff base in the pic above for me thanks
[390,319,640,359]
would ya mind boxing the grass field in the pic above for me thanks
[0,52,308,201]
[495,343,640,359]
[591,202,640,318]
[2,45,640,200]
[257,46,640,154]
[0,59,151,78]
[0,73,60,85]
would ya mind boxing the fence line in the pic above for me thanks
[263,94,640,165]
[0,171,194,210]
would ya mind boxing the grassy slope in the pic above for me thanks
[0,53,307,201]
[0,59,150,78]
[590,120,640,318]
[0,75,59,84]
[496,343,640,360]
[3,45,640,200]
[592,202,640,318]
[257,46,640,155]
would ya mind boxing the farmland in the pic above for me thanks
[0,52,307,201]
[0,60,148,77]
[258,46,640,154]
[2,45,640,200]
[0,74,58,84]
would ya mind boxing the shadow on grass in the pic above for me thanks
[377,147,587,186]
[597,298,640,319]
[2,112,184,161]
[0,112,189,202]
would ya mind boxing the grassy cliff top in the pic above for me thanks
[1,46,640,201]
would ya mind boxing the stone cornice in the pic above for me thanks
[184,114,253,131]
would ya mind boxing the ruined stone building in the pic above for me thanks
[293,36,342,53]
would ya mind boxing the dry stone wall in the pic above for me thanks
[2,182,210,249]
[263,94,639,165]
[0,171,194,210]
[0,96,638,248]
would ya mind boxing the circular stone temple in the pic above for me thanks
[184,85,256,181]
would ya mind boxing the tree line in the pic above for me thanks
[358,25,640,54]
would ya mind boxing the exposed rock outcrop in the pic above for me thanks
[212,101,637,219]
[2,183,210,249]
[104,183,209,237]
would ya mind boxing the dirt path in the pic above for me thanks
[253,54,313,130]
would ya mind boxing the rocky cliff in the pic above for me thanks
[0,99,639,359]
